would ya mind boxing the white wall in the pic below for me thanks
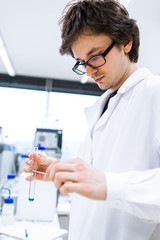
[128,0,160,75]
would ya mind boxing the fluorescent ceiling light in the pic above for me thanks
[0,33,16,77]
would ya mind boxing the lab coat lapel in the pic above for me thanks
[95,92,122,130]
[95,68,151,130]
[84,68,151,136]
[84,89,112,138]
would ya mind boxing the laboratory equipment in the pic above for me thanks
[34,128,62,158]
[1,174,18,214]
[37,146,46,155]
[17,154,28,176]
[28,147,38,202]
[2,175,16,192]
[0,143,16,189]
[1,188,14,225]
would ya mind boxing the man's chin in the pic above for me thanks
[97,83,109,91]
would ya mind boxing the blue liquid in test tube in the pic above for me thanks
[28,147,38,201]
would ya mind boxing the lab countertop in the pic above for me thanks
[0,214,67,240]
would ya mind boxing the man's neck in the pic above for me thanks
[111,63,138,92]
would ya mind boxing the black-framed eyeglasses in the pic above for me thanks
[72,40,116,75]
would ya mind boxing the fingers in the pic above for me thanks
[24,166,32,173]
[44,159,81,187]
[24,155,107,200]
[24,150,56,182]
[26,174,34,181]
[25,151,43,166]
[24,157,86,190]
[24,154,46,173]
[54,162,76,172]
[24,156,33,174]
[54,158,81,165]
[27,150,36,159]
[45,163,55,181]
[44,160,77,181]
[26,172,45,181]
[54,172,79,189]
[25,158,33,166]
[24,157,36,173]
[25,171,36,181]
[59,182,83,195]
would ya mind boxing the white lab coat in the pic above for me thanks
[106,168,160,223]
[68,68,160,240]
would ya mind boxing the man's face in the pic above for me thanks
[71,34,134,91]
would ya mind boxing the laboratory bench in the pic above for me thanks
[0,198,70,240]
[0,213,68,240]
[0,183,71,240]
[57,194,71,240]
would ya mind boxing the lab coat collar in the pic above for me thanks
[118,67,151,94]
[84,67,151,130]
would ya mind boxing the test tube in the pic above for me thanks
[28,147,38,201]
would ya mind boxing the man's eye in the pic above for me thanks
[89,55,101,63]
[91,56,99,62]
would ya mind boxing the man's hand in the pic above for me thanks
[24,153,107,200]
[50,158,107,200]
[24,150,55,181]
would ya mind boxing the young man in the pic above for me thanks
[25,0,160,239]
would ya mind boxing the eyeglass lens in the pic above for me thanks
[76,55,105,73]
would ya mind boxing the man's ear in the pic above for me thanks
[124,40,133,54]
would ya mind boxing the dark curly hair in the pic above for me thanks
[59,0,140,63]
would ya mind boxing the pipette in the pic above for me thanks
[32,170,46,175]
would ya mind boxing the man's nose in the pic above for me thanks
[86,65,98,77]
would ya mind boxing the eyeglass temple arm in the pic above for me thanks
[102,40,116,57]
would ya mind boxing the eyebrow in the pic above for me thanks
[75,46,103,61]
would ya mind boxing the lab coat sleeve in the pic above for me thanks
[105,168,160,223]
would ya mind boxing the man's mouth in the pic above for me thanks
[94,76,104,83]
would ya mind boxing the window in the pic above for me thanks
[0,87,98,156]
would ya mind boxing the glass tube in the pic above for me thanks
[28,147,38,201]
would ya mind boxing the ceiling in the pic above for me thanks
[0,0,160,86]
